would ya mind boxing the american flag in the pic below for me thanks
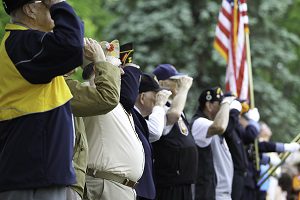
[214,0,249,101]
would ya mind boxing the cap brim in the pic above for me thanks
[169,74,187,79]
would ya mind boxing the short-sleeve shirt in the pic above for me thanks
[191,117,213,147]
[192,117,234,200]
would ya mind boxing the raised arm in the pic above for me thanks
[8,1,84,84]
[166,76,193,125]
[66,38,121,117]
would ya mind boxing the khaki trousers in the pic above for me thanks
[67,187,82,200]
[83,175,136,200]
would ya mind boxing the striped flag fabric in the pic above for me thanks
[214,0,249,101]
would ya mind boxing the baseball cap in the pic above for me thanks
[2,0,32,14]
[139,73,162,93]
[99,40,120,59]
[152,64,185,81]
[198,86,224,109]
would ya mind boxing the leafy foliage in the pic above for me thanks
[0,9,9,37]
[0,0,115,39]
[103,0,300,142]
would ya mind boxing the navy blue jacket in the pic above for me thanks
[0,2,83,192]
[120,66,156,199]
[224,109,248,173]
[133,109,156,199]
[240,119,278,190]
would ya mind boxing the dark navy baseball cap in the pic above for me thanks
[139,73,162,93]
[2,0,32,14]
[152,64,185,81]
[198,86,224,109]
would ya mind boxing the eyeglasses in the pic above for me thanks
[27,1,43,4]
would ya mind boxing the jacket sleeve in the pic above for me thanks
[66,62,121,117]
[120,66,141,112]
[258,141,277,153]
[9,2,84,84]
[241,123,260,145]
[224,109,240,137]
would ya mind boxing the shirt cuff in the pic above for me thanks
[275,143,284,153]
[248,119,260,132]
[261,154,270,165]
[152,106,165,113]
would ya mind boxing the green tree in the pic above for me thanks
[1,0,300,141]
[0,0,115,39]
[69,0,117,39]
[0,8,9,37]
[104,0,300,142]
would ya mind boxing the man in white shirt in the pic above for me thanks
[134,73,171,200]
[190,86,235,200]
[135,73,172,143]
[83,44,145,200]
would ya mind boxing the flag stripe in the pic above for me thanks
[214,0,249,100]
[219,12,231,32]
[214,38,228,61]
[216,26,230,48]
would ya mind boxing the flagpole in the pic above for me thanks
[245,25,260,172]
[258,133,300,186]
[245,33,255,108]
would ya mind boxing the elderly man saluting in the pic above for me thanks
[0,0,84,200]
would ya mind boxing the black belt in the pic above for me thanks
[86,168,138,188]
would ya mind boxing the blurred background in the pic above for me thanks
[1,0,300,142]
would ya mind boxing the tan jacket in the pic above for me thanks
[65,61,121,197]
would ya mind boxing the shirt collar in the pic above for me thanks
[134,105,142,114]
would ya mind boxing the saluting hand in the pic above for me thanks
[155,90,172,107]
[178,76,193,90]
[83,38,106,63]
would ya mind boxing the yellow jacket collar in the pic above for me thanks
[5,23,29,31]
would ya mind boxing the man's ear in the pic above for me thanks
[22,4,36,19]
[205,101,212,112]
[139,93,145,105]
[158,80,163,85]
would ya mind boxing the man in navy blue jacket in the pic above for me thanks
[0,0,83,199]
[119,43,156,200]
[134,73,171,200]
[239,108,300,200]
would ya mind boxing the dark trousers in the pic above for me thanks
[194,181,215,200]
[156,184,192,200]
[257,191,267,200]
[232,172,246,200]
[242,186,257,200]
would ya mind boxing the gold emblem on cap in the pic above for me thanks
[120,49,134,64]
[128,57,132,63]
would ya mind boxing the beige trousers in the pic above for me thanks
[83,175,136,200]
[67,187,82,200]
